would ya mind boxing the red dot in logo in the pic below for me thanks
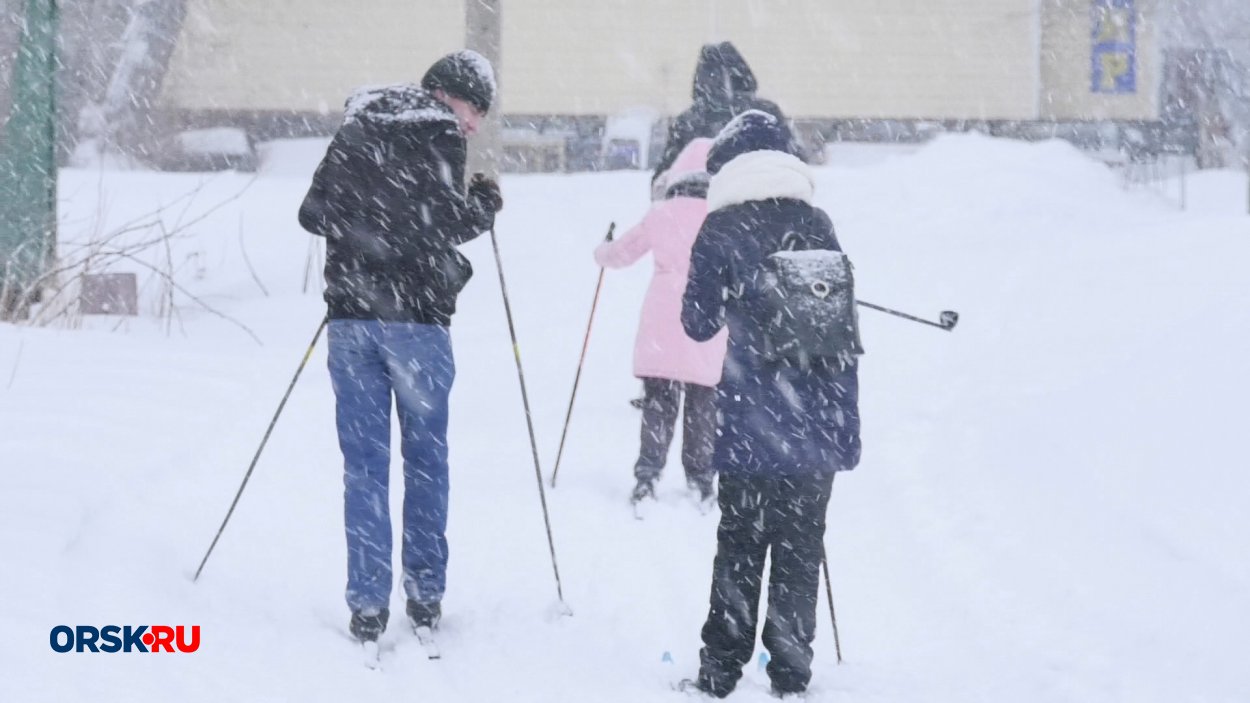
[141,633,155,647]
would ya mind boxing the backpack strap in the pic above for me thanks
[726,254,745,300]
[781,213,820,252]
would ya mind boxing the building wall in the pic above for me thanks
[713,0,1041,120]
[159,0,1159,121]
[1040,0,1161,120]
[503,0,1042,119]
[161,0,463,114]
[500,0,705,117]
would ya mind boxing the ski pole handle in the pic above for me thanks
[856,300,959,331]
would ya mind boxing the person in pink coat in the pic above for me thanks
[594,138,729,505]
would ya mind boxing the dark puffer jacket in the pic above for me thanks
[682,194,861,477]
[298,84,492,325]
[651,42,788,183]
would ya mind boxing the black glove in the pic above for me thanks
[468,173,503,214]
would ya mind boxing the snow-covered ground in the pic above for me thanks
[2,135,1248,702]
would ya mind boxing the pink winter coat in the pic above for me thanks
[594,196,729,388]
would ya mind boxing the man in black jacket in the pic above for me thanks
[298,50,503,644]
[651,42,789,193]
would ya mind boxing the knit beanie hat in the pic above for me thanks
[421,50,497,114]
[706,109,794,175]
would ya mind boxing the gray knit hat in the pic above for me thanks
[421,50,497,114]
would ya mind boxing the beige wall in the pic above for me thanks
[501,0,704,116]
[1040,0,1161,120]
[713,0,1041,119]
[162,0,463,113]
[160,0,1159,121]
[504,0,1041,119]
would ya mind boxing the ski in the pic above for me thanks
[413,624,441,660]
[631,496,653,520]
[631,490,713,519]
[325,624,388,670]
[360,640,382,670]
[671,679,708,696]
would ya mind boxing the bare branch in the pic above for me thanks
[19,175,262,342]
[238,212,271,298]
[112,251,263,346]
[5,340,23,390]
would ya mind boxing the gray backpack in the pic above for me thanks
[741,227,864,368]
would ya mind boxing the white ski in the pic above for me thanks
[671,679,707,696]
[361,640,382,670]
[413,625,441,660]
[631,497,653,520]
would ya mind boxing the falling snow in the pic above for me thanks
[1,2,1249,701]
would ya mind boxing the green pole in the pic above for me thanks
[0,0,59,320]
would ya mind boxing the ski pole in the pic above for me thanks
[822,472,843,663]
[550,222,615,488]
[194,316,328,582]
[821,554,843,664]
[857,300,959,331]
[488,227,570,610]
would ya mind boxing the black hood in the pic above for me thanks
[692,42,759,107]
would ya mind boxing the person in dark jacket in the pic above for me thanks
[680,111,861,698]
[298,49,503,645]
[651,42,788,193]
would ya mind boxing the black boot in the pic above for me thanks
[406,599,441,630]
[675,678,717,697]
[630,477,656,503]
[689,669,734,698]
[770,683,808,699]
[349,608,389,642]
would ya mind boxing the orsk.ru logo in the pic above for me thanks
[49,625,201,653]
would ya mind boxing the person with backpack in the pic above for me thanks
[651,42,789,198]
[297,50,503,646]
[679,110,863,698]
[593,138,728,506]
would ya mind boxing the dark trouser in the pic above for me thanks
[698,473,835,697]
[634,378,716,484]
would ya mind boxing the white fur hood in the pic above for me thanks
[707,150,814,212]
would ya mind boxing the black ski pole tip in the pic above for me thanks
[939,311,959,330]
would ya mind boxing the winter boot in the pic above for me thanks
[675,678,712,697]
[406,599,442,630]
[676,673,732,698]
[630,477,657,503]
[688,474,716,503]
[770,684,808,699]
[349,607,389,642]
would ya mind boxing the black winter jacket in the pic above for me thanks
[298,85,492,325]
[682,149,861,476]
[683,199,861,476]
[651,42,790,183]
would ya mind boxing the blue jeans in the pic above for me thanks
[327,320,455,614]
